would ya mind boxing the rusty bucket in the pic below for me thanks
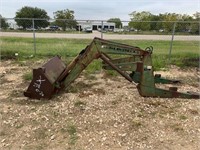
[24,56,66,99]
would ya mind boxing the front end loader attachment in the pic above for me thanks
[24,37,199,100]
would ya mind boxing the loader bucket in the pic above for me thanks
[24,56,66,99]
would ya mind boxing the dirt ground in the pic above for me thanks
[0,59,200,150]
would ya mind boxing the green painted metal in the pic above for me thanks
[129,72,180,84]
[154,74,180,84]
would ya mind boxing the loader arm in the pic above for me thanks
[55,37,199,99]
[59,37,145,88]
[24,37,199,99]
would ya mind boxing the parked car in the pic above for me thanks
[113,28,124,33]
[83,26,92,33]
[45,26,61,31]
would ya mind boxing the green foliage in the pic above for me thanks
[53,9,77,31]
[108,18,122,28]
[1,37,199,70]
[190,12,200,34]
[67,124,78,145]
[129,11,152,31]
[0,15,9,29]
[171,53,199,68]
[23,72,33,81]
[161,13,181,32]
[128,11,200,34]
[15,6,50,29]
[85,60,102,74]
[74,100,86,107]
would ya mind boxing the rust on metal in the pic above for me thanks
[24,56,66,99]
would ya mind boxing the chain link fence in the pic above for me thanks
[0,18,199,60]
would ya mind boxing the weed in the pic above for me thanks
[68,85,79,93]
[171,124,184,132]
[105,70,118,77]
[74,100,86,107]
[179,115,188,120]
[131,118,142,129]
[23,72,33,81]
[74,100,86,111]
[67,124,78,145]
[85,60,102,74]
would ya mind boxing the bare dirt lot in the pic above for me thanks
[0,59,200,150]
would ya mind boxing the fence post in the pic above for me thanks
[32,18,36,55]
[101,21,103,39]
[168,22,176,63]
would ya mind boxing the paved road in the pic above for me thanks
[1,31,199,41]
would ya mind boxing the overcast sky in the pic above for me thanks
[0,0,199,20]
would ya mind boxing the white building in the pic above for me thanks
[77,21,115,31]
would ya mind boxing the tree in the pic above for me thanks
[149,14,163,31]
[175,14,193,32]
[107,18,122,28]
[53,9,77,31]
[161,13,181,32]
[129,11,152,31]
[0,15,9,29]
[190,12,200,34]
[15,6,50,29]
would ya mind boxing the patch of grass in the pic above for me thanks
[104,70,118,77]
[1,37,90,58]
[23,72,33,81]
[67,124,78,145]
[179,115,188,120]
[68,85,79,93]
[131,118,142,129]
[152,55,168,70]
[74,100,86,111]
[84,60,102,74]
[1,37,199,70]
[170,53,199,68]
[74,100,86,107]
